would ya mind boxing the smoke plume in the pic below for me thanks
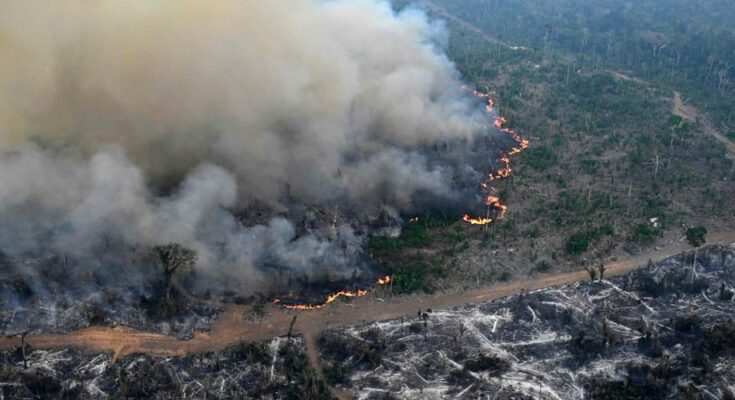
[0,0,490,294]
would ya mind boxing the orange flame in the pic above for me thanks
[460,87,529,226]
[463,214,492,225]
[274,275,392,310]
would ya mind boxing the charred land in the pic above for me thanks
[2,0,735,399]
[319,245,735,399]
[3,245,735,399]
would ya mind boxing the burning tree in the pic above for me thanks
[149,243,197,317]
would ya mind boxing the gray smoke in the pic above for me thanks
[0,0,491,294]
[0,145,365,293]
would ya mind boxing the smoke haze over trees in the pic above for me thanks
[0,0,500,294]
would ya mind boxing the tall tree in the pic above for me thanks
[151,243,197,307]
[685,226,707,283]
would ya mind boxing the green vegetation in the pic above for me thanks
[368,220,448,294]
[367,222,432,252]
[535,260,553,273]
[383,0,735,286]
[390,263,434,294]
[630,223,662,245]
[523,145,557,170]
[565,225,614,255]
[686,226,708,248]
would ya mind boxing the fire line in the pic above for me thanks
[274,88,527,310]
[273,275,391,310]
[461,86,529,225]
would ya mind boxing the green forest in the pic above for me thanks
[378,0,735,291]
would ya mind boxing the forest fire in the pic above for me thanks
[274,275,392,310]
[486,195,508,218]
[461,87,529,226]
[274,87,527,310]
[463,214,493,225]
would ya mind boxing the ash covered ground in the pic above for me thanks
[0,254,223,340]
[319,245,735,399]
[0,336,333,400]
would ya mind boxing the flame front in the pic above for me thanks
[273,88,525,310]
[274,275,392,310]
[463,214,492,225]
[461,86,529,226]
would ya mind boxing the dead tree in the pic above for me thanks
[287,315,298,340]
[151,243,197,308]
[20,331,28,369]
[685,226,707,283]
[598,260,606,281]
[584,265,598,282]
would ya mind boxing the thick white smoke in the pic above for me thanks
[0,0,487,292]
[0,145,365,293]
[1,0,483,208]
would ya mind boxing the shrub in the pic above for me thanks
[685,226,707,248]
[579,159,598,174]
[391,264,432,294]
[631,223,660,245]
[566,232,592,254]
[535,260,553,273]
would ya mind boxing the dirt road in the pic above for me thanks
[2,230,734,359]
[417,0,529,51]
[2,232,733,400]
[673,91,735,154]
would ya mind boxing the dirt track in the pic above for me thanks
[2,232,733,400]
[673,90,735,155]
[2,230,734,359]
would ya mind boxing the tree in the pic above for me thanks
[685,226,707,284]
[686,226,707,248]
[151,243,197,307]
[584,265,598,282]
[287,315,298,340]
[252,298,266,317]
[598,260,606,281]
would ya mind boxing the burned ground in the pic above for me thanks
[319,245,735,399]
[0,255,222,340]
[0,336,333,400]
